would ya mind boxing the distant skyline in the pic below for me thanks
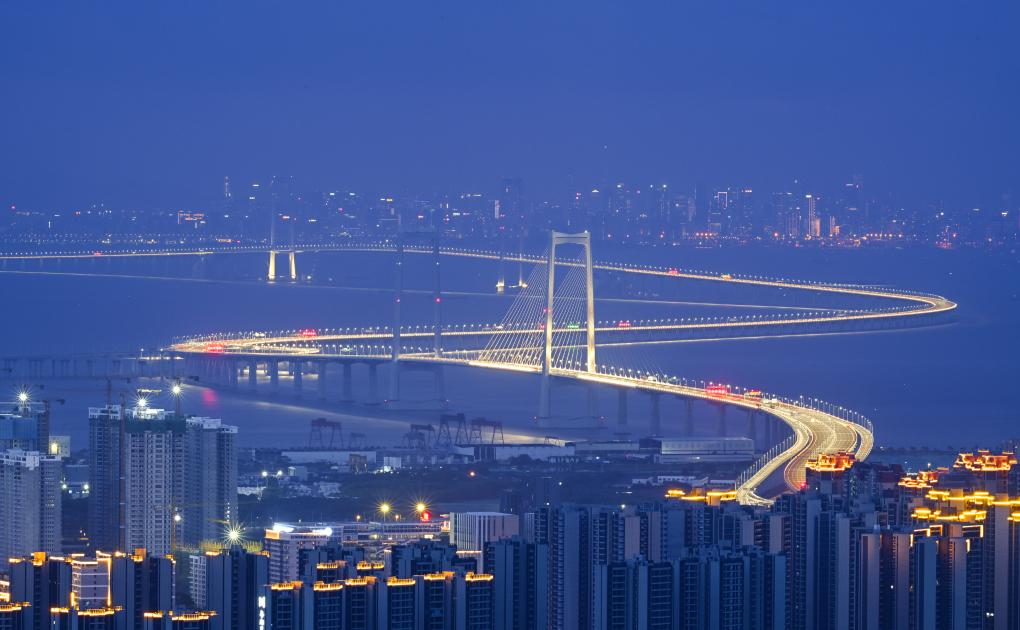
[2,2,1018,209]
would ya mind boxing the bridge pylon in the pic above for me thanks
[388,230,447,409]
[539,230,596,420]
[266,250,297,282]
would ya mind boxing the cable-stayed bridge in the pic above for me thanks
[0,234,955,503]
[126,231,956,506]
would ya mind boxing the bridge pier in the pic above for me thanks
[227,361,238,388]
[268,361,279,393]
[717,404,727,437]
[340,363,353,402]
[367,364,381,405]
[388,363,402,403]
[292,362,303,394]
[684,398,694,435]
[616,389,628,426]
[746,409,757,445]
[649,392,662,436]
[248,361,258,389]
[387,363,447,409]
[317,362,328,400]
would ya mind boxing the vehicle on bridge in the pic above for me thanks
[706,384,729,397]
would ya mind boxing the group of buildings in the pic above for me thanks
[0,398,240,627]
[9,174,1020,251]
[8,391,1020,628]
[86,403,238,557]
[9,447,1020,629]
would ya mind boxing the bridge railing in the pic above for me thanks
[0,239,951,301]
[736,434,796,489]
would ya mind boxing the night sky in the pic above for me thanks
[2,1,1018,208]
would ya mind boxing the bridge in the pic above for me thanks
[104,231,955,506]
[0,235,954,503]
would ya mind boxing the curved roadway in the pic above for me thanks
[154,243,943,504]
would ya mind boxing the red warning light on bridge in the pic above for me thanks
[299,329,318,337]
[667,268,679,276]
[204,343,225,354]
[617,320,632,328]
[419,510,432,522]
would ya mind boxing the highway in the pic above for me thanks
[8,241,939,503]
[153,242,928,504]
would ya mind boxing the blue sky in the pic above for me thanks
[2,1,1018,208]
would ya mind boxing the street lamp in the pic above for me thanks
[171,383,183,416]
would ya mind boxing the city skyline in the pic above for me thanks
[0,2,1017,628]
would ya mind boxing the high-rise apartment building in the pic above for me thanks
[88,404,122,552]
[124,408,185,558]
[200,546,269,630]
[484,537,549,630]
[449,512,520,553]
[120,406,239,558]
[109,549,176,629]
[181,417,237,549]
[263,524,333,583]
[0,450,62,567]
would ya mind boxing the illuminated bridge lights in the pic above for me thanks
[159,244,945,505]
[805,451,856,472]
[953,450,1017,472]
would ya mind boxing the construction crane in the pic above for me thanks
[403,424,436,451]
[469,418,505,445]
[437,413,468,446]
[309,418,344,449]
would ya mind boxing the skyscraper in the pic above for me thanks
[485,537,549,630]
[9,552,73,630]
[109,549,176,629]
[201,546,269,630]
[120,405,239,558]
[263,524,333,583]
[0,450,61,567]
[124,407,185,558]
[88,404,122,552]
[449,512,520,553]
[182,417,238,549]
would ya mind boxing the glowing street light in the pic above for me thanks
[378,502,391,520]
[17,391,29,404]
[171,383,183,416]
